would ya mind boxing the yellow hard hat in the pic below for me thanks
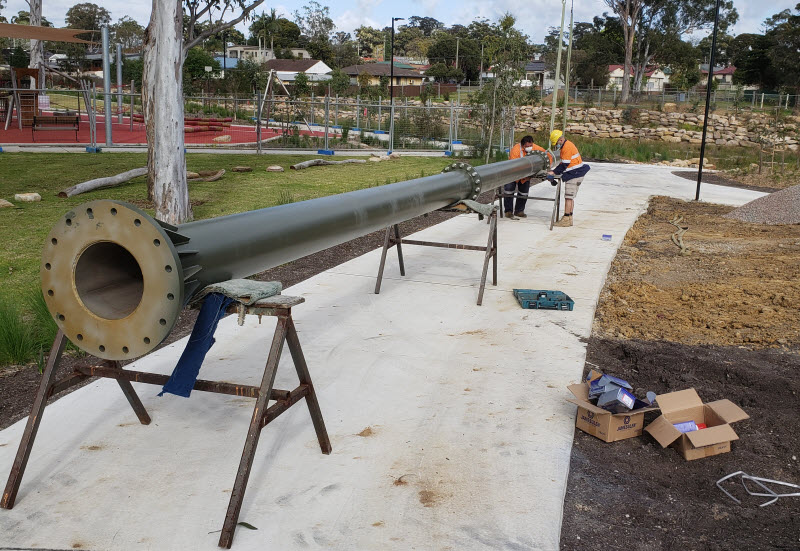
[550,129,563,146]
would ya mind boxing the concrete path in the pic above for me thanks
[0,164,762,551]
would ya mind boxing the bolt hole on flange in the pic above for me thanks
[99,345,105,352]
[74,242,143,320]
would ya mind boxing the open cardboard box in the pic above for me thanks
[567,371,658,442]
[644,388,749,461]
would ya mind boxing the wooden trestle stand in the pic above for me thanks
[374,202,498,306]
[2,295,331,549]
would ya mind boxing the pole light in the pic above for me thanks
[696,0,721,201]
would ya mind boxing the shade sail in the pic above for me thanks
[0,22,96,43]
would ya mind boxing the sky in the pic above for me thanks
[3,0,795,45]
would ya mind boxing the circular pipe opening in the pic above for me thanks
[75,242,144,320]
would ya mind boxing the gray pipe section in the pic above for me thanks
[44,154,546,360]
[175,153,547,298]
[101,26,112,146]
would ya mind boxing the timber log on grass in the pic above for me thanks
[41,154,550,360]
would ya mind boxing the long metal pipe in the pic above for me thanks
[42,154,547,361]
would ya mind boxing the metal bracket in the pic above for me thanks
[442,162,483,200]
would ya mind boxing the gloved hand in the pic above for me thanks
[547,174,557,186]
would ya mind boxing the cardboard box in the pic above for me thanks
[644,389,749,461]
[567,372,657,442]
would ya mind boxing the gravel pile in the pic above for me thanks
[724,184,800,225]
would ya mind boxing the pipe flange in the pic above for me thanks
[41,200,184,360]
[442,162,483,200]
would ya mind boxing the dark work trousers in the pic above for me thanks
[503,180,531,214]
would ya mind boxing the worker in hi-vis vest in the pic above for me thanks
[548,130,590,227]
[504,135,548,219]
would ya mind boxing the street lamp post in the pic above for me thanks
[390,16,404,153]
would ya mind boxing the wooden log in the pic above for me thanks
[58,167,148,198]
[290,159,367,170]
[187,169,226,182]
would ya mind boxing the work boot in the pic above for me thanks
[514,212,527,218]
[554,214,573,227]
[505,212,517,220]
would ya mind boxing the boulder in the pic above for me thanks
[368,157,382,162]
[0,199,13,208]
[232,166,253,172]
[266,165,285,172]
[212,134,232,143]
[186,171,200,179]
[389,152,401,159]
[14,193,41,202]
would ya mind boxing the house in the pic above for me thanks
[523,59,549,88]
[263,58,332,82]
[226,45,311,64]
[700,64,736,86]
[607,64,668,92]
[339,63,425,86]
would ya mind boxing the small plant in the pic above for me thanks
[276,190,295,205]
[0,296,36,366]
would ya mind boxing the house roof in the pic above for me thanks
[340,63,423,77]
[608,64,663,77]
[374,60,415,69]
[524,60,547,72]
[701,65,736,75]
[264,58,321,72]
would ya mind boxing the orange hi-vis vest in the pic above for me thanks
[510,142,546,182]
[558,140,584,172]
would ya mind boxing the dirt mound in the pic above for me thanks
[593,196,800,349]
[724,184,800,225]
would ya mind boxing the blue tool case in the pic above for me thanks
[513,289,574,311]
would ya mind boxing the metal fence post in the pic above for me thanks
[130,80,135,132]
[448,101,454,153]
[116,44,123,124]
[310,92,315,126]
[378,97,382,132]
[355,95,360,129]
[324,95,330,151]
[257,90,262,154]
[101,26,113,146]
[335,94,339,126]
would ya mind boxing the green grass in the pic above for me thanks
[0,152,466,366]
[0,297,38,366]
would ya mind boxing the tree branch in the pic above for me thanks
[184,0,264,51]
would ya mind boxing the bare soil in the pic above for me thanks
[560,196,800,550]
[593,197,800,349]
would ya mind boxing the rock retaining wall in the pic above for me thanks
[514,106,799,150]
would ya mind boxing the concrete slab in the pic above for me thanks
[0,163,763,550]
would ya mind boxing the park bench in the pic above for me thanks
[32,115,80,142]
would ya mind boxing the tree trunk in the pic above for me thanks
[28,0,43,88]
[58,167,148,197]
[142,0,191,224]
[621,31,634,103]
